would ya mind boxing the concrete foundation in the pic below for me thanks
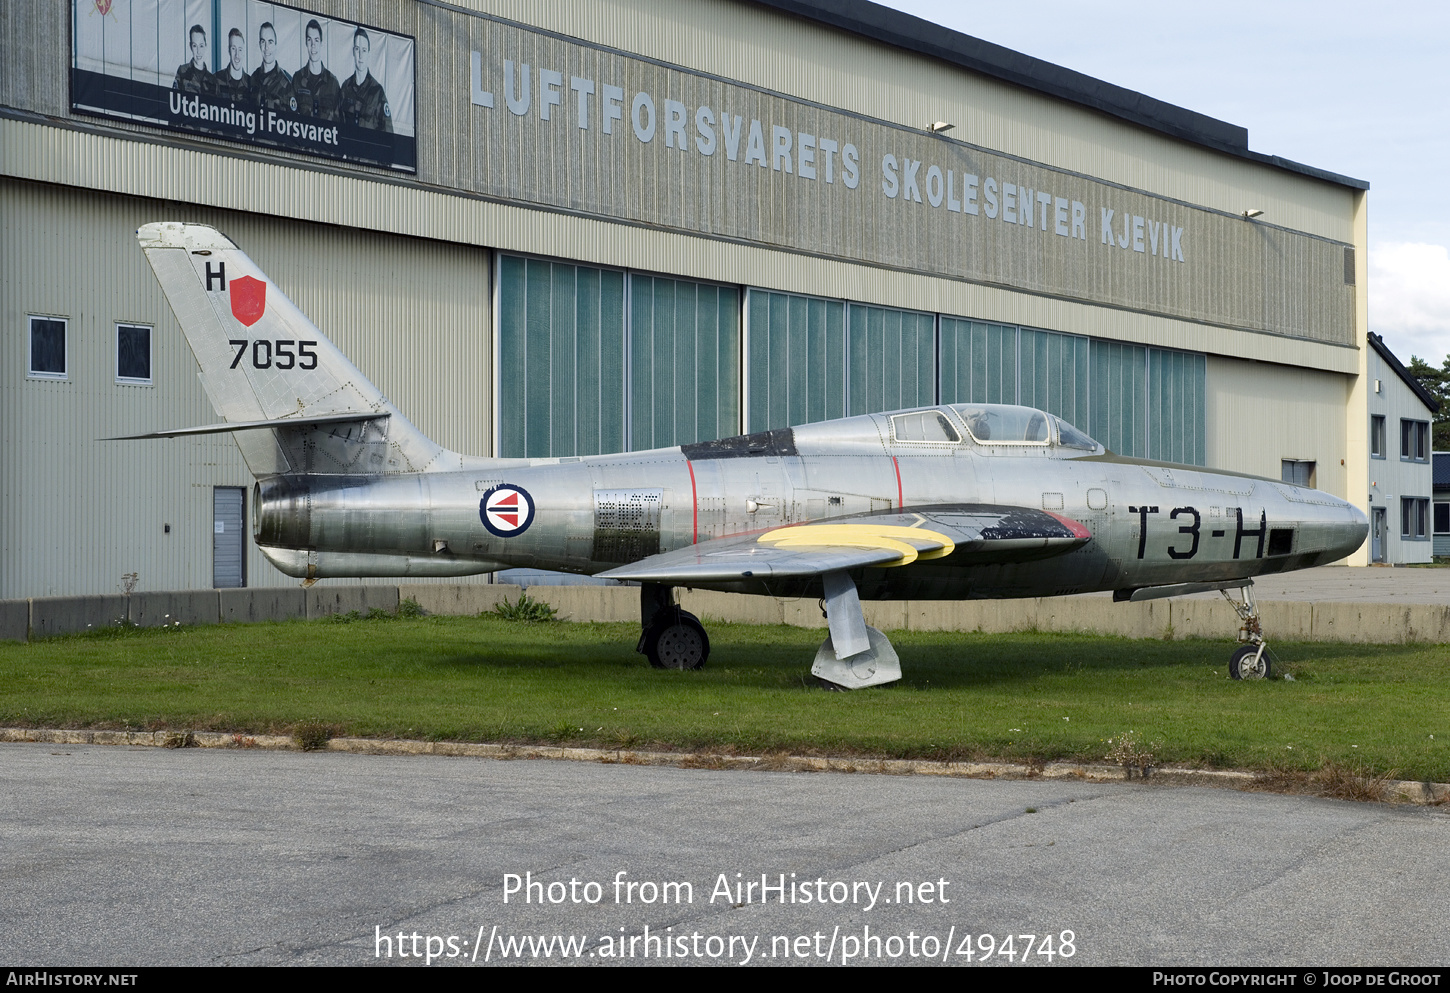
[2,577,1445,644]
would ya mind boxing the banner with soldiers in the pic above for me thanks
[72,0,417,173]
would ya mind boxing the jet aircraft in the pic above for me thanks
[125,223,1368,688]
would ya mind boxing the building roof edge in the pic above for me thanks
[749,0,1370,191]
[1369,333,1441,414]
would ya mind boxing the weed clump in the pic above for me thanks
[1105,730,1157,778]
[397,597,424,619]
[493,592,558,623]
[293,719,334,751]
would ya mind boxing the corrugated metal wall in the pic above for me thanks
[1,177,491,597]
[497,255,627,458]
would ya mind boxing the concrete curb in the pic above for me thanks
[5,727,1445,805]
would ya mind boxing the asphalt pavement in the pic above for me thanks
[3,743,1447,967]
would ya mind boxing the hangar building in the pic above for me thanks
[2,0,1371,597]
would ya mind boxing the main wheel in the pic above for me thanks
[643,610,710,670]
[1229,643,1270,680]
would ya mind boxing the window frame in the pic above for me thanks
[1401,497,1429,540]
[1401,419,1430,462]
[1433,500,1449,536]
[27,315,68,381]
[1370,414,1385,459]
[1280,459,1316,488]
[114,322,154,386]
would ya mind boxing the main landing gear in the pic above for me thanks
[1222,584,1270,680]
[637,583,709,670]
[811,571,902,690]
[635,576,902,689]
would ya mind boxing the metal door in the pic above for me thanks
[213,486,246,588]
[1371,506,1386,563]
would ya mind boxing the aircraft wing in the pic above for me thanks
[596,505,1091,583]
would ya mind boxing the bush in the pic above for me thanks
[293,719,334,751]
[493,591,558,623]
[397,597,424,619]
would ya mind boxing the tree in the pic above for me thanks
[1406,354,1450,451]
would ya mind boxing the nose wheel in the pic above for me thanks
[1229,643,1270,680]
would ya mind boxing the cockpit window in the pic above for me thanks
[950,404,1051,445]
[1054,416,1101,452]
[946,404,1103,452]
[890,410,961,443]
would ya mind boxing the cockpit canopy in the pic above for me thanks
[887,404,1102,453]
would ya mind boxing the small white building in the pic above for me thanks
[1365,334,1438,563]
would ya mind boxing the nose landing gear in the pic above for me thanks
[1221,584,1270,680]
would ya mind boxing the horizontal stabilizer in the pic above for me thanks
[104,412,389,440]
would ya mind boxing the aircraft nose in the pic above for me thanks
[1327,500,1369,560]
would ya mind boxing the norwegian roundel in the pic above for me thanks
[479,484,536,538]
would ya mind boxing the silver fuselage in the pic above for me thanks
[253,409,1368,597]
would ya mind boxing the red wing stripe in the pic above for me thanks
[687,459,698,544]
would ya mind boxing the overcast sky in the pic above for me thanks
[880,0,1450,366]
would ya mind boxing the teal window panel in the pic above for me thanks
[746,289,846,431]
[1090,339,1147,457]
[939,318,1016,405]
[1148,348,1206,465]
[1019,328,1090,430]
[847,304,936,415]
[630,275,740,450]
[498,255,625,458]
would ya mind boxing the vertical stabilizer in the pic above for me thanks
[137,222,452,476]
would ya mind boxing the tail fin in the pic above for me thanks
[137,222,453,476]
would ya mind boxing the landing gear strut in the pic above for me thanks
[811,571,901,690]
[637,583,709,670]
[1221,584,1270,679]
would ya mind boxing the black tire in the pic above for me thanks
[1229,644,1271,680]
[643,610,710,670]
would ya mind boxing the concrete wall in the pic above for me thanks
[3,584,1445,645]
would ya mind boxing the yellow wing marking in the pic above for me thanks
[757,524,956,567]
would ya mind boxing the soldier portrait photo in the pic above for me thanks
[339,28,393,132]
[214,28,253,104]
[251,22,292,112]
[291,18,341,121]
[172,24,213,94]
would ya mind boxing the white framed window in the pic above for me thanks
[115,323,153,385]
[27,316,67,380]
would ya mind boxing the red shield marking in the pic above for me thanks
[230,275,267,327]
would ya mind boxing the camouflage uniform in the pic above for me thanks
[213,69,253,105]
[252,64,293,112]
[339,71,392,132]
[173,62,213,94]
[291,65,341,121]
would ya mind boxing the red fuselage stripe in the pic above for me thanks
[687,459,698,544]
[893,456,903,508]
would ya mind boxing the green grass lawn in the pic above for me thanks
[2,614,1446,781]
